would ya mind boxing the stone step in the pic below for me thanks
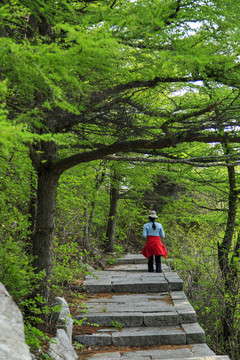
[84,344,228,360]
[76,255,230,360]
[75,291,197,327]
[114,254,174,269]
[82,271,183,293]
[107,263,170,272]
[115,254,173,268]
[76,310,180,327]
[88,353,230,360]
[73,323,206,347]
[114,254,148,264]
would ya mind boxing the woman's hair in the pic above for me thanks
[149,216,156,229]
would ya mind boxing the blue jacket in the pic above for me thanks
[142,222,165,238]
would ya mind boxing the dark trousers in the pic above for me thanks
[148,255,162,273]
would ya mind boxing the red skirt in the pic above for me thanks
[142,236,167,259]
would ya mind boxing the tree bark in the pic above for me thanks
[83,197,90,250]
[105,169,121,252]
[26,172,37,255]
[32,167,59,302]
[26,13,54,40]
[218,164,237,278]
[88,201,95,239]
[217,146,240,352]
[30,140,60,302]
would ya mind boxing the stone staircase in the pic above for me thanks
[73,254,230,360]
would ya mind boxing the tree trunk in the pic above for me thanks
[88,201,95,239]
[32,168,59,302]
[105,170,121,252]
[88,165,106,242]
[218,165,237,277]
[27,13,54,40]
[26,172,37,255]
[217,148,240,354]
[28,173,37,235]
[30,140,60,302]
[83,199,90,250]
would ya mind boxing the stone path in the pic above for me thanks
[73,254,230,360]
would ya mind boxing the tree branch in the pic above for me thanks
[53,131,240,175]
[191,199,224,212]
[104,155,240,168]
[89,76,200,105]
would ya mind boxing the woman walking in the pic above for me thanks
[141,210,167,273]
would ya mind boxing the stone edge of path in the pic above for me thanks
[0,281,78,360]
[48,297,78,360]
[0,282,33,360]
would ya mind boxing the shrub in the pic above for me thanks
[0,236,44,301]
[51,239,90,292]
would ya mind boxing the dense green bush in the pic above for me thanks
[0,236,43,300]
[51,239,92,293]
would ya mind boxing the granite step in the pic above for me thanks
[75,291,197,327]
[75,254,230,360]
[73,322,206,347]
[114,254,148,264]
[82,271,183,293]
[84,343,228,360]
[107,263,170,272]
[88,353,230,360]
[114,253,174,270]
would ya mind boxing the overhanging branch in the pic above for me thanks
[104,155,240,168]
[89,76,200,105]
[53,132,240,175]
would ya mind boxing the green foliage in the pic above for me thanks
[52,239,90,291]
[113,243,125,255]
[110,320,123,330]
[24,322,56,355]
[0,147,34,215]
[0,237,43,301]
[0,80,17,150]
[0,144,39,300]
[24,323,49,352]
[73,341,85,350]
[106,256,117,265]
[56,162,108,244]
[41,353,54,360]
[22,294,62,354]
[105,244,126,265]
[73,317,86,327]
